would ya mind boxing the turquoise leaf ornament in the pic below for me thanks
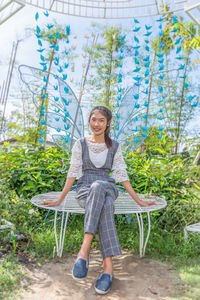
[171,27,178,33]
[178,64,185,70]
[37,48,45,53]
[134,36,139,43]
[35,12,39,21]
[156,53,164,58]
[144,31,152,36]
[143,55,150,62]
[187,95,196,101]
[158,58,164,63]
[132,46,140,49]
[58,66,63,73]
[176,46,182,54]
[43,11,49,17]
[132,27,141,32]
[40,55,45,61]
[36,25,41,33]
[145,69,149,77]
[159,64,164,71]
[64,87,69,94]
[40,120,46,125]
[66,26,71,35]
[145,45,150,51]
[133,67,141,72]
[145,61,150,68]
[35,33,43,38]
[145,25,152,30]
[39,138,44,143]
[47,24,54,29]
[134,18,140,23]
[135,57,140,65]
[156,17,165,22]
[134,94,139,100]
[175,38,181,45]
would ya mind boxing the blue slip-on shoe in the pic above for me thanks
[72,256,89,280]
[95,273,113,295]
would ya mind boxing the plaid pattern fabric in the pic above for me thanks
[76,138,122,258]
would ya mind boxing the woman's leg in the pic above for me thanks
[102,256,113,274]
[78,232,93,261]
[78,181,121,266]
[98,195,121,274]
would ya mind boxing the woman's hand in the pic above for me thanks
[138,200,156,207]
[121,181,157,207]
[40,200,61,207]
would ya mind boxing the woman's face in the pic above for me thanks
[89,110,108,136]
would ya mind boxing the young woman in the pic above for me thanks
[41,106,155,295]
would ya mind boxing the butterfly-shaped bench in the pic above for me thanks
[31,191,167,258]
[184,223,200,241]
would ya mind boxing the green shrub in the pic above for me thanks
[0,143,70,198]
[124,146,200,231]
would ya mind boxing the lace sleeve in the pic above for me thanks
[112,144,129,183]
[67,139,83,179]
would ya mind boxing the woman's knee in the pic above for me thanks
[90,180,105,191]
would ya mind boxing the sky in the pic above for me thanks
[0,3,200,144]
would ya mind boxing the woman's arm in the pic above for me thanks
[41,140,82,207]
[121,180,156,207]
[40,177,76,207]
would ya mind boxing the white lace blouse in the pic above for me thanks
[67,139,129,183]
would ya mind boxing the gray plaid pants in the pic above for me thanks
[76,179,122,258]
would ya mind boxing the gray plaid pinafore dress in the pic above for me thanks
[75,137,122,258]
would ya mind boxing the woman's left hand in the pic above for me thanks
[138,200,156,207]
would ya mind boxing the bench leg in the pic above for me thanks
[184,228,188,242]
[143,212,151,257]
[136,212,151,258]
[54,211,69,257]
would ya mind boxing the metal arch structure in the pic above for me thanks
[184,0,200,26]
[0,0,24,25]
[13,0,188,19]
[1,0,200,23]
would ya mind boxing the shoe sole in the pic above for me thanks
[95,286,111,295]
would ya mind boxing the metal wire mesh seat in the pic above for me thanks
[31,191,167,257]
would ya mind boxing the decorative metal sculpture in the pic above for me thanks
[18,11,199,152]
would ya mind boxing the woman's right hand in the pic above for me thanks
[40,200,61,207]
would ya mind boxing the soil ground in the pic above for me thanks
[18,249,184,300]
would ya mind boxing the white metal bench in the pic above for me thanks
[31,191,167,258]
[0,219,14,236]
[184,222,200,241]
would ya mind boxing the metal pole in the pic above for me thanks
[0,39,22,140]
[0,42,15,139]
[0,81,5,104]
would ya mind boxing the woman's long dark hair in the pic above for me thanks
[89,106,112,148]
